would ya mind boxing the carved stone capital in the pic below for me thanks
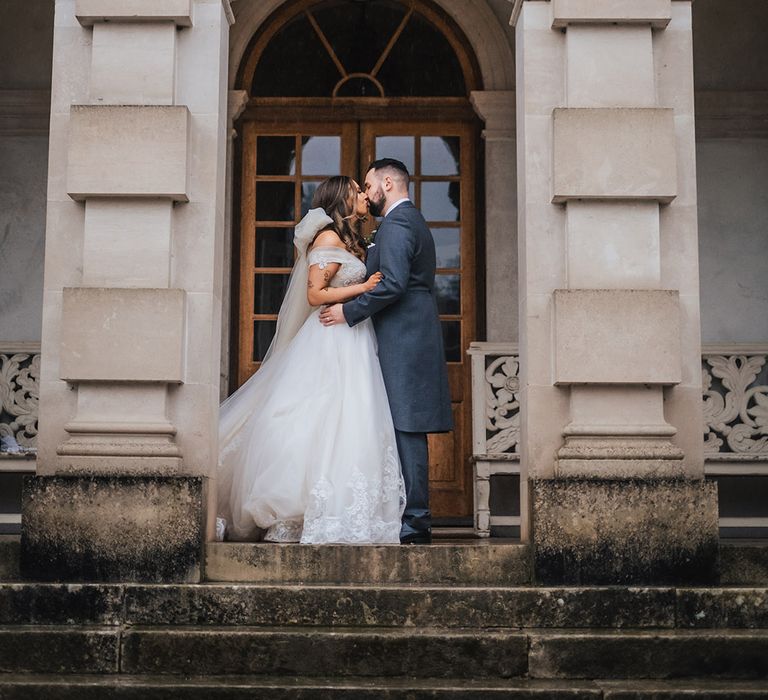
[510,0,525,27]
[228,89,249,140]
[222,0,235,26]
[228,88,248,120]
[470,90,516,141]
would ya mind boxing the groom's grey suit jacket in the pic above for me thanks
[343,201,453,434]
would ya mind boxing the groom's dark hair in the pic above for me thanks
[368,158,410,186]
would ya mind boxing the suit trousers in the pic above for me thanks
[394,429,431,537]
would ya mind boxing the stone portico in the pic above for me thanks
[0,0,765,585]
[17,0,230,581]
[514,0,718,582]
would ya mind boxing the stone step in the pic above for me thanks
[124,583,677,629]
[6,538,767,586]
[114,626,768,679]
[721,541,768,585]
[121,625,528,678]
[0,583,767,629]
[0,536,19,582]
[0,626,118,674]
[1,676,767,700]
[87,584,768,630]
[528,629,768,680]
[205,540,768,586]
[1,625,767,681]
[204,541,531,585]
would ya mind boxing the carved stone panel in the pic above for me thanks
[0,352,40,450]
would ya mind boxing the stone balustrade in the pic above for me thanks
[469,341,768,537]
[0,342,39,533]
[0,343,39,456]
[3,340,767,537]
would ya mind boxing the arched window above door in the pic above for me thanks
[242,0,479,98]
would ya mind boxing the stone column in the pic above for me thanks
[470,91,518,342]
[513,0,719,583]
[23,0,232,582]
[220,89,248,398]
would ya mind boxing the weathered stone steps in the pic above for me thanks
[121,627,768,679]
[1,676,767,700]
[124,625,527,677]
[0,579,766,692]
[0,626,767,680]
[0,583,767,629]
[0,627,119,674]
[4,539,768,586]
[204,541,532,585]
[0,536,19,582]
[721,540,768,585]
[527,629,768,680]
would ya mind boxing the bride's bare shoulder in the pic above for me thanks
[311,229,346,249]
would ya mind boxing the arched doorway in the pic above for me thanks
[232,0,483,519]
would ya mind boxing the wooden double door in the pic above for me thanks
[237,117,477,517]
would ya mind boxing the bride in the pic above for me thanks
[217,176,406,544]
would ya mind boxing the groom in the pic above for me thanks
[319,158,453,544]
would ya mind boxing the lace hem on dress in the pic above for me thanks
[263,443,405,545]
[264,519,303,543]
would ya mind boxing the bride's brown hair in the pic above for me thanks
[310,176,367,260]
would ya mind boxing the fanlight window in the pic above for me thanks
[252,0,468,97]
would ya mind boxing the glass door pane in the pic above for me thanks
[239,121,357,383]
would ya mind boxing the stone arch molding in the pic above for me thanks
[228,0,515,92]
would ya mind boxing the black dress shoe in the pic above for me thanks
[400,530,432,545]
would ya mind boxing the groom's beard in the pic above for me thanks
[368,191,386,217]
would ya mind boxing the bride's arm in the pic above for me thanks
[307,262,382,306]
[306,230,381,306]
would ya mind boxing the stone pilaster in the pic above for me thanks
[470,91,518,342]
[220,89,248,398]
[25,0,232,582]
[514,0,719,583]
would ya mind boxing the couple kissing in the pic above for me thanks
[217,158,452,545]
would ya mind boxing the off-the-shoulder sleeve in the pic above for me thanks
[307,246,353,268]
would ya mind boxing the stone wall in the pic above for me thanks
[0,1,53,343]
[1,0,766,351]
[697,140,768,343]
[0,137,48,342]
[692,0,768,345]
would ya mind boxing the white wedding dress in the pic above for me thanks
[217,209,406,544]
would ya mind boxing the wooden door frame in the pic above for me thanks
[234,110,482,517]
[233,99,481,392]
[237,119,358,386]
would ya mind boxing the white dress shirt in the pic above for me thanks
[383,197,411,218]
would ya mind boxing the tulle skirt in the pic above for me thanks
[217,308,406,543]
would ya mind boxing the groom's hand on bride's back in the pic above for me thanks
[319,273,382,326]
[319,303,346,326]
